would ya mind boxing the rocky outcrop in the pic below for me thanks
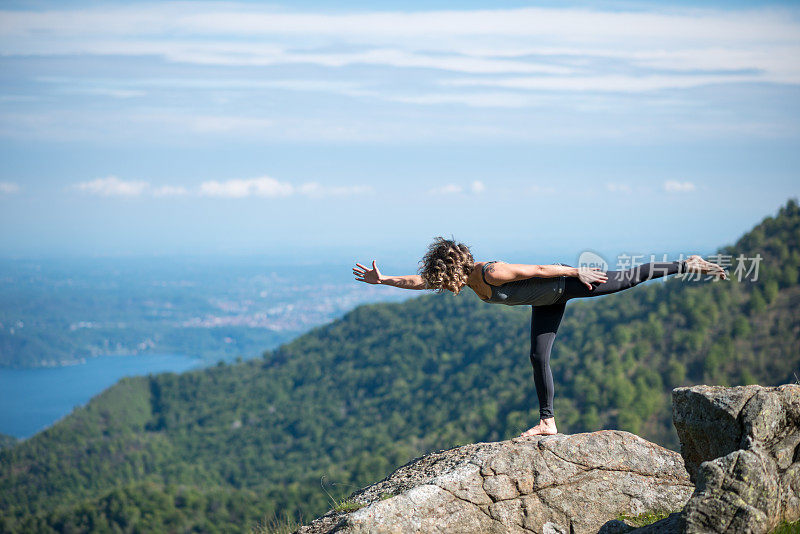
[295,384,800,534]
[296,430,694,534]
[670,384,800,534]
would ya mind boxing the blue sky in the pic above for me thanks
[0,1,798,269]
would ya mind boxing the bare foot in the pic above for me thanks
[684,254,728,280]
[519,418,558,438]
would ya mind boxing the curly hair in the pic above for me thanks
[418,236,475,294]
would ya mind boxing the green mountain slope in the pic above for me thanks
[1,198,798,532]
[0,433,16,450]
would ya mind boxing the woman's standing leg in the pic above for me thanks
[518,258,719,438]
[520,300,567,437]
[520,260,686,437]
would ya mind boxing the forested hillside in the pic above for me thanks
[0,433,16,450]
[1,199,798,533]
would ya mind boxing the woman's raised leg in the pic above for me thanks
[562,260,688,300]
[519,300,567,437]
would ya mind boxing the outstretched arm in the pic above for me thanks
[353,261,428,290]
[486,262,607,290]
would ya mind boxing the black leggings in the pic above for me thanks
[530,261,686,419]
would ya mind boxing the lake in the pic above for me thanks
[0,353,202,440]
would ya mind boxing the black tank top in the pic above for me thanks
[480,261,566,306]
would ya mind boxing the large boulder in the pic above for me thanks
[295,430,694,534]
[670,384,800,534]
[295,384,800,534]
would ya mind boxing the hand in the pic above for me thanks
[353,260,382,284]
[577,267,608,290]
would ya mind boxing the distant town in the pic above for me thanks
[0,257,414,368]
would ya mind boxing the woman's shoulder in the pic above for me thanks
[479,260,508,287]
[476,260,503,273]
[478,260,510,272]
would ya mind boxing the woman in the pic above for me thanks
[353,236,727,438]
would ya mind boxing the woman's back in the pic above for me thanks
[480,261,567,307]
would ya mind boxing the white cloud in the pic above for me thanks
[4,5,797,42]
[428,181,486,195]
[441,73,765,93]
[72,176,190,197]
[297,182,322,196]
[199,176,293,198]
[663,180,696,192]
[124,112,274,134]
[59,87,145,98]
[605,182,632,193]
[2,4,798,143]
[386,92,552,108]
[155,46,572,74]
[297,182,372,197]
[2,5,798,84]
[529,185,557,194]
[73,176,149,196]
[428,184,463,195]
[152,185,189,197]
[70,175,369,199]
[189,115,273,133]
[198,176,370,198]
[0,182,20,194]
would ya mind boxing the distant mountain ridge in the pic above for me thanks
[0,198,798,532]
